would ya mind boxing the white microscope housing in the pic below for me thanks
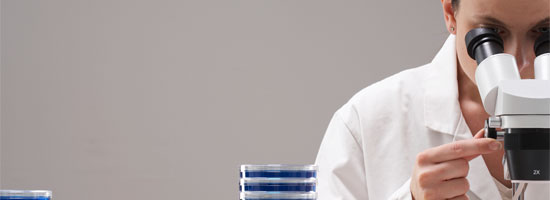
[466,28,550,199]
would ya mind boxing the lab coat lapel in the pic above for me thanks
[423,35,462,137]
[423,35,501,199]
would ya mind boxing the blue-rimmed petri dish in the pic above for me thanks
[240,165,317,179]
[0,190,51,200]
[240,178,316,192]
[240,191,316,200]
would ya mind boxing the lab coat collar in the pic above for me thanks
[423,35,464,137]
[423,35,501,200]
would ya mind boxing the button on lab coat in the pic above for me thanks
[315,35,550,200]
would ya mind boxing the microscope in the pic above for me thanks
[465,28,550,200]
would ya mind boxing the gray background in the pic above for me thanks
[0,0,447,199]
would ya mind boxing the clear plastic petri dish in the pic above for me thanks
[240,178,316,192]
[240,164,317,178]
[240,191,316,200]
[0,190,52,200]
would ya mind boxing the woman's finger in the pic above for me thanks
[447,194,470,200]
[434,158,470,180]
[439,178,470,199]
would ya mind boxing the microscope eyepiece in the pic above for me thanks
[465,28,504,64]
[535,32,549,57]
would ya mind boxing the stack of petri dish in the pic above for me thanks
[0,190,52,200]
[240,164,317,200]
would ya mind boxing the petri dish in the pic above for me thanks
[240,191,316,200]
[240,164,317,178]
[0,190,51,200]
[240,178,316,192]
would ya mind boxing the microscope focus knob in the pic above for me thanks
[484,117,503,141]
[485,126,498,139]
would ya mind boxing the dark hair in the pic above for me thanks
[452,0,460,12]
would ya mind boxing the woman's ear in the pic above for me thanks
[441,0,457,35]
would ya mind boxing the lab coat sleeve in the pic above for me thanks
[316,109,414,200]
[315,110,369,200]
[388,178,413,200]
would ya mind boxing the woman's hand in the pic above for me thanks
[410,129,502,200]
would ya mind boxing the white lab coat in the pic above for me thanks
[315,35,550,200]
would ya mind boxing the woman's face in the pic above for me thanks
[447,0,549,81]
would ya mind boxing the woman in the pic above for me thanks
[315,0,549,199]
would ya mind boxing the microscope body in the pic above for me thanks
[466,29,550,198]
[477,52,550,183]
[494,79,550,182]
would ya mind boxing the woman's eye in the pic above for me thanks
[488,27,503,34]
[538,27,549,33]
[479,24,505,34]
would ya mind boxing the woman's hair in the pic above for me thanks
[452,0,460,11]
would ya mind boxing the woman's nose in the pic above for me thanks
[504,39,534,72]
